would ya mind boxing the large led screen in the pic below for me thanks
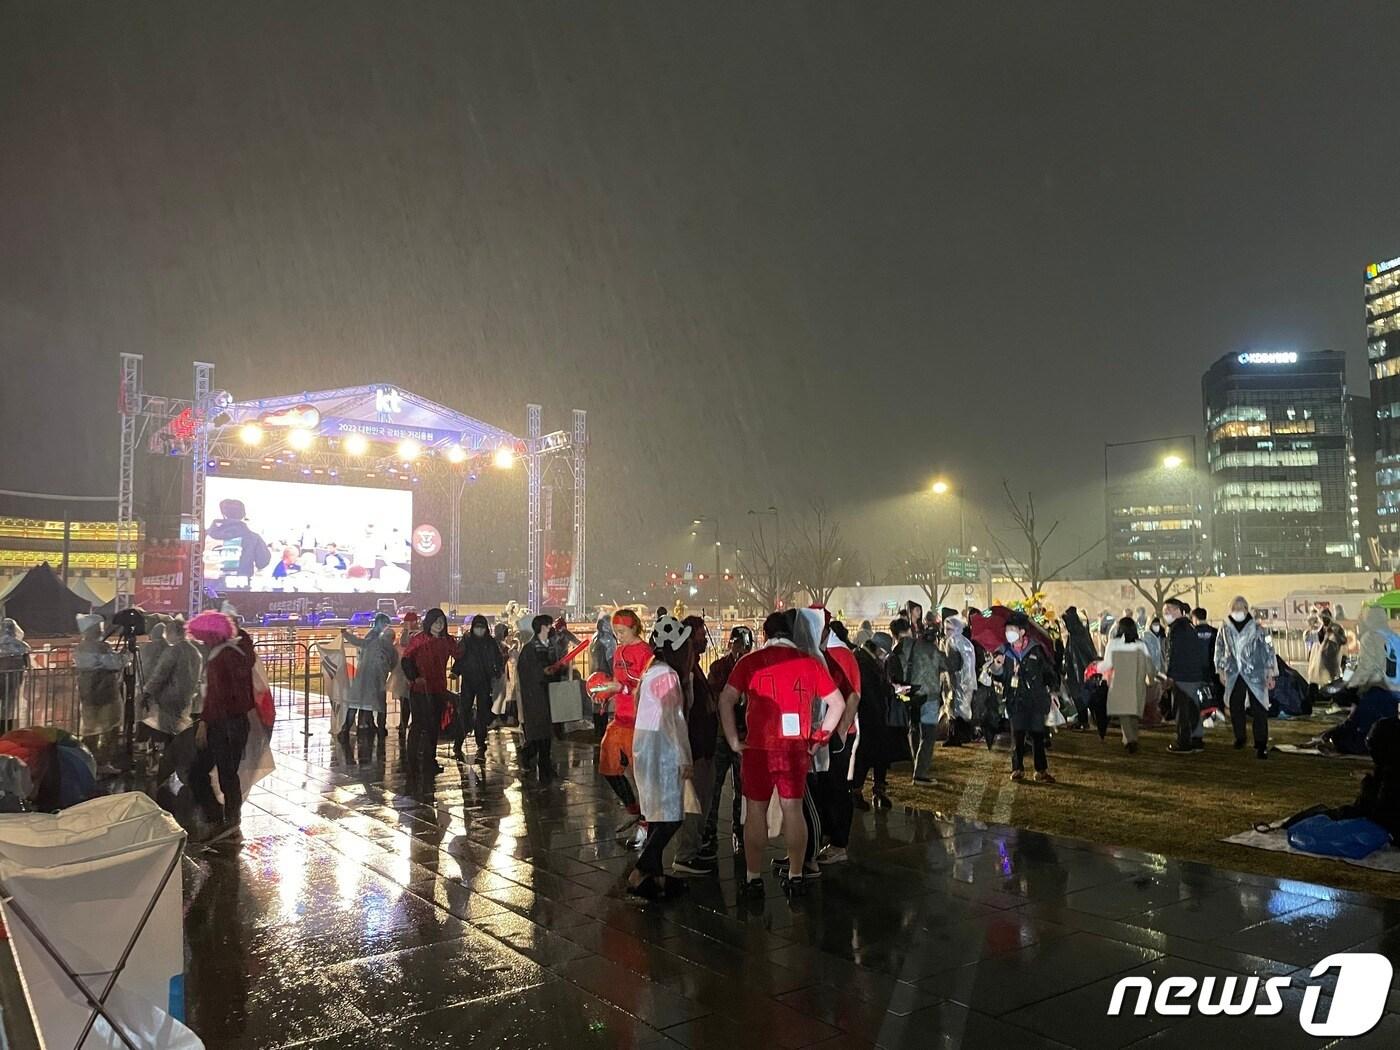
[203,476,413,593]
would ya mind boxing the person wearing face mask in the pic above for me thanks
[516,614,559,780]
[1215,597,1277,758]
[1163,598,1210,754]
[399,608,458,786]
[453,614,504,765]
[989,611,1058,782]
[1143,617,1166,676]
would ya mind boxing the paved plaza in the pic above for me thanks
[179,723,1400,1049]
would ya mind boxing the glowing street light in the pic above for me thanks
[930,479,950,495]
[287,428,314,451]
[492,447,515,470]
[1163,454,1184,470]
[397,438,422,462]
[238,423,263,446]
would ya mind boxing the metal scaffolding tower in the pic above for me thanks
[571,409,587,620]
[115,354,143,612]
[526,404,543,613]
[188,362,214,618]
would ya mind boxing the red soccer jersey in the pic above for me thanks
[611,641,653,727]
[824,646,860,701]
[727,643,837,750]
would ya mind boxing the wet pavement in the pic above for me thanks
[179,721,1400,1049]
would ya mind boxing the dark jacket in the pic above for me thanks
[708,651,745,736]
[687,657,718,761]
[516,636,553,742]
[455,615,505,683]
[1194,622,1219,668]
[854,645,910,765]
[1165,617,1209,681]
[203,630,256,721]
[991,640,1057,733]
[1062,610,1098,690]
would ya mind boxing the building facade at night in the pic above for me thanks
[1366,257,1400,557]
[1104,437,1204,580]
[1202,350,1353,574]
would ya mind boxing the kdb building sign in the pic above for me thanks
[1108,953,1391,1037]
[1237,351,1298,365]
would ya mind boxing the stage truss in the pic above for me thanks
[114,358,587,618]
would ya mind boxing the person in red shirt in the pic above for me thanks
[592,609,651,835]
[399,608,458,788]
[720,610,845,897]
[186,610,256,841]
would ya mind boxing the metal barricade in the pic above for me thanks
[252,640,312,740]
[2,663,82,735]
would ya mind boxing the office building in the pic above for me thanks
[1366,257,1400,556]
[1104,438,1204,579]
[1202,350,1352,574]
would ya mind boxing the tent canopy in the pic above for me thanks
[1369,591,1400,612]
[0,563,92,636]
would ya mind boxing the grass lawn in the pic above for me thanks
[883,714,1400,899]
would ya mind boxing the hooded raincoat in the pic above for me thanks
[1351,606,1400,695]
[1215,605,1276,705]
[632,656,692,822]
[0,619,30,724]
[943,616,976,722]
[75,614,123,735]
[344,619,397,714]
[144,622,200,736]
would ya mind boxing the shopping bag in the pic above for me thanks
[549,679,586,723]
[683,779,702,815]
[252,656,276,729]
[1046,698,1068,729]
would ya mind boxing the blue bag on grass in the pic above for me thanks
[1286,814,1390,860]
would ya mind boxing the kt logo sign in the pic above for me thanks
[1108,953,1392,1037]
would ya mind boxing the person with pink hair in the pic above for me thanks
[186,611,255,840]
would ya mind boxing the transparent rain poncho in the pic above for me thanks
[631,660,692,823]
[0,619,31,724]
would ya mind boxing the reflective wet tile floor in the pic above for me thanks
[179,722,1400,1049]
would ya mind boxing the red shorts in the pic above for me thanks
[741,745,810,802]
[598,722,635,777]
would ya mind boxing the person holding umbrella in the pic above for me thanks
[988,610,1058,783]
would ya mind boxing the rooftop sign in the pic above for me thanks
[1237,352,1298,365]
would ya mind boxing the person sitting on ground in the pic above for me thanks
[1314,606,1400,755]
[1327,717,1400,843]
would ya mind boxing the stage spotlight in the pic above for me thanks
[343,433,369,456]
[288,428,314,451]
[238,424,263,446]
[446,444,468,464]
[398,438,422,462]
[493,447,515,470]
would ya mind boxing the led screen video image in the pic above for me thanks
[203,476,413,593]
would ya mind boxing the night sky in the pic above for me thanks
[4,2,1399,594]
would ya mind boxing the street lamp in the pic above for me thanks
[929,479,966,551]
[1104,436,1201,577]
[691,516,723,620]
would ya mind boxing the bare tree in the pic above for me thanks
[735,516,794,613]
[1125,542,1202,619]
[790,501,850,607]
[905,534,955,611]
[983,482,1104,598]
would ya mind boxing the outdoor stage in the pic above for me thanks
[117,358,588,621]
